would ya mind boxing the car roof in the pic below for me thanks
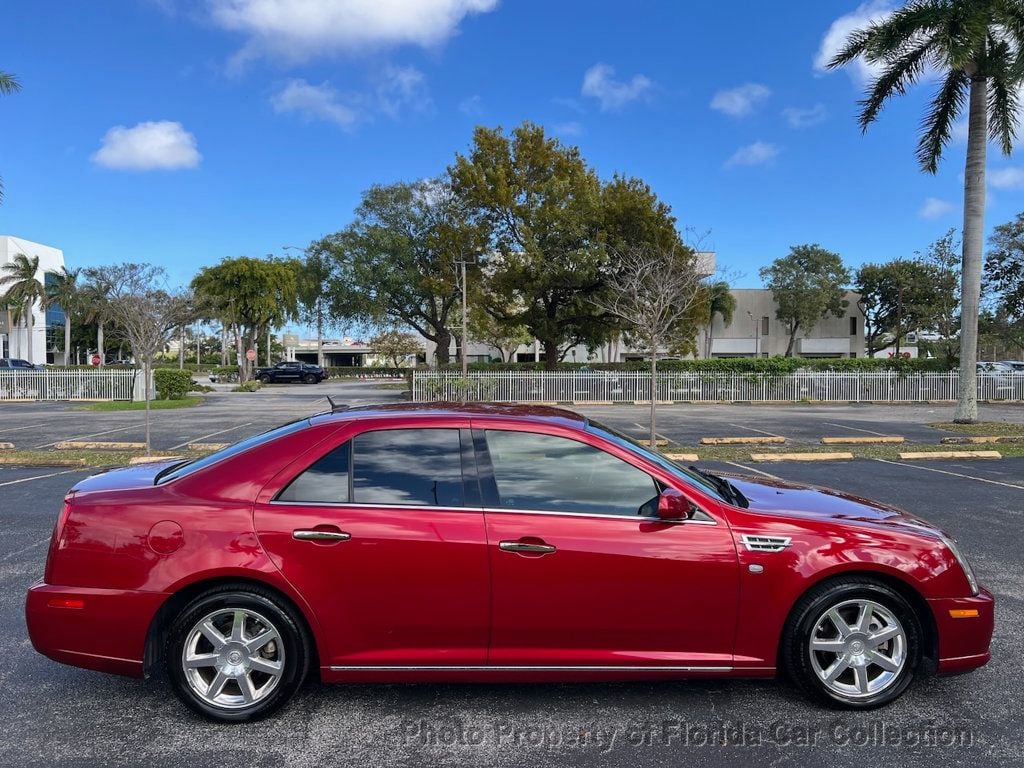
[308,401,587,429]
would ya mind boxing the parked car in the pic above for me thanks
[0,358,36,369]
[26,404,993,722]
[254,361,327,384]
[998,360,1024,372]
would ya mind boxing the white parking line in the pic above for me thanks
[0,536,50,562]
[169,422,254,451]
[824,422,890,436]
[873,458,1024,492]
[722,460,783,480]
[727,423,784,438]
[0,469,88,488]
[34,424,137,449]
[0,423,47,435]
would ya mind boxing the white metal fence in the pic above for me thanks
[412,370,1024,404]
[0,369,147,402]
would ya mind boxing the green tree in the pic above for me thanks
[451,123,610,369]
[600,174,683,255]
[760,245,851,357]
[45,266,81,366]
[0,70,21,204]
[369,329,424,366]
[984,212,1024,353]
[0,253,46,363]
[701,280,736,358]
[828,0,1024,420]
[191,256,299,381]
[81,268,116,365]
[855,259,948,356]
[321,177,485,366]
[467,301,532,362]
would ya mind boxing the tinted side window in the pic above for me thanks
[353,429,465,507]
[277,441,351,503]
[484,430,658,517]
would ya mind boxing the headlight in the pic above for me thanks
[941,535,979,596]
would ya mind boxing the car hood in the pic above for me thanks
[725,474,941,536]
[69,460,182,495]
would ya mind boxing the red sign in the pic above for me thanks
[246,349,256,362]
[91,354,101,366]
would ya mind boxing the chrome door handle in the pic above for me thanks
[293,529,351,542]
[499,541,556,554]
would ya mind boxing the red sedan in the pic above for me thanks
[26,404,993,721]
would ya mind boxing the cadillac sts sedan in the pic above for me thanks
[26,404,993,721]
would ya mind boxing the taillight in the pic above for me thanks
[43,495,74,584]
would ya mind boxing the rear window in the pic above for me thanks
[155,420,309,484]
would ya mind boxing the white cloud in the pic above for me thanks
[553,121,583,137]
[581,63,653,111]
[919,197,955,219]
[271,79,359,127]
[724,141,779,168]
[91,121,201,170]
[375,65,431,117]
[782,103,827,128]
[814,0,894,83]
[710,83,771,117]
[458,94,483,117]
[989,167,1024,189]
[209,0,499,66]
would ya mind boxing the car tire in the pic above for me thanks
[259,374,271,384]
[781,577,921,710]
[303,373,317,384]
[165,585,311,722]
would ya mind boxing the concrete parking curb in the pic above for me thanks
[750,452,854,462]
[0,442,13,450]
[662,453,699,462]
[899,450,1002,460]
[820,436,905,444]
[939,435,1024,444]
[129,455,183,465]
[638,439,669,447]
[187,442,231,452]
[701,436,785,445]
[55,441,147,450]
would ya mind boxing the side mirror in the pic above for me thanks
[657,488,694,522]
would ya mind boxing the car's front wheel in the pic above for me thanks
[303,373,317,384]
[782,578,920,709]
[166,586,311,722]
[258,374,272,384]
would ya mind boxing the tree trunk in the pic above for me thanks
[649,337,658,446]
[955,77,987,423]
[178,326,185,369]
[542,338,559,371]
[64,317,72,366]
[221,322,228,366]
[785,324,798,357]
[97,321,105,367]
[316,307,324,368]
[434,330,451,366]
[25,310,33,364]
[705,324,714,359]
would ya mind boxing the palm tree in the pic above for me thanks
[828,0,1024,423]
[82,269,114,366]
[0,71,21,204]
[703,280,736,358]
[46,267,81,365]
[0,253,46,363]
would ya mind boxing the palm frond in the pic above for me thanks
[862,0,950,61]
[829,28,874,69]
[917,68,970,173]
[0,71,19,95]
[986,36,1019,157]
[858,38,935,131]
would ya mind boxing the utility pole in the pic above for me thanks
[455,253,478,378]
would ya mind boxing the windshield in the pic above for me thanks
[586,420,728,503]
[155,419,309,484]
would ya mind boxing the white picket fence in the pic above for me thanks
[412,370,1024,404]
[0,369,148,402]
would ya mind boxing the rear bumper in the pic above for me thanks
[25,581,167,678]
[929,587,995,675]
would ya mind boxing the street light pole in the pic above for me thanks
[455,254,478,378]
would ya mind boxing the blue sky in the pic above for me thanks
[2,0,1022,295]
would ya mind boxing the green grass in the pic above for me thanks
[75,396,204,412]
[929,421,1024,436]
[659,441,1024,462]
[0,448,209,468]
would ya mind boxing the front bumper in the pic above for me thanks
[929,587,995,675]
[25,581,167,678]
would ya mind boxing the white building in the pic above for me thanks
[0,236,67,365]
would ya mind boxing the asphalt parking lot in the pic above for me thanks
[0,384,1021,767]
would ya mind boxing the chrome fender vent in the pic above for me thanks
[741,534,792,553]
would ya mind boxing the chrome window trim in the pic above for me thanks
[268,499,717,525]
[329,664,733,672]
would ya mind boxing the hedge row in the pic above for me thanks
[153,368,193,400]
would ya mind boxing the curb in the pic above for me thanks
[0,442,13,450]
[899,450,1002,460]
[820,436,905,445]
[129,455,183,465]
[662,452,699,462]
[638,439,670,447]
[701,436,785,445]
[939,436,1024,445]
[187,442,231,452]
[750,452,853,462]
[55,441,147,450]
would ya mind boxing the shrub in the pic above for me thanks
[153,368,194,400]
[232,380,262,393]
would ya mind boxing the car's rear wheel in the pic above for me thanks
[259,374,272,384]
[303,373,317,384]
[782,578,920,709]
[166,586,310,722]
